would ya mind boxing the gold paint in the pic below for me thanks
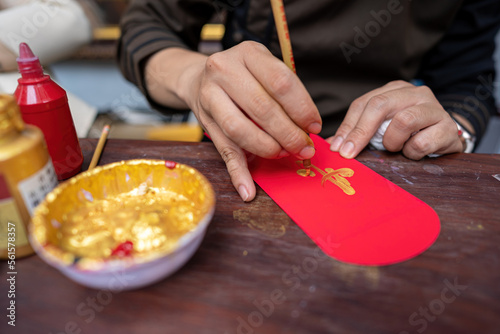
[233,196,289,238]
[243,250,248,256]
[296,161,355,195]
[466,224,484,231]
[297,169,316,177]
[59,187,200,258]
[331,263,380,289]
[30,160,215,269]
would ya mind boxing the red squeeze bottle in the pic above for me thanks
[14,43,83,180]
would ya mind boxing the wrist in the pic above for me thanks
[144,48,206,110]
[176,54,207,111]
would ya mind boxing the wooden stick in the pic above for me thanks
[270,0,311,175]
[88,124,110,170]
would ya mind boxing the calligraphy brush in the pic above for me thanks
[270,0,312,176]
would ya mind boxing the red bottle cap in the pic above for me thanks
[17,43,44,79]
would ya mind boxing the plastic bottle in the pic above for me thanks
[14,43,83,180]
[0,94,58,259]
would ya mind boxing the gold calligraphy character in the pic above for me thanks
[296,162,355,195]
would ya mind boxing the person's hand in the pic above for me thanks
[327,80,465,160]
[180,41,322,201]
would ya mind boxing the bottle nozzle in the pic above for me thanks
[19,42,37,60]
[17,43,43,78]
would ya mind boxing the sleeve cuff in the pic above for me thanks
[437,93,491,146]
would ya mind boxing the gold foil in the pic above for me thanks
[30,160,215,270]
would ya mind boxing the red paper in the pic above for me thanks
[249,134,440,266]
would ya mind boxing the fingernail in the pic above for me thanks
[340,141,355,159]
[330,136,344,151]
[299,146,315,159]
[238,185,249,202]
[308,122,322,134]
[277,149,290,158]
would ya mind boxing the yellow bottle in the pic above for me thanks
[0,94,58,259]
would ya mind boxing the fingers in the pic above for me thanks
[194,41,324,202]
[204,41,320,158]
[337,85,426,158]
[401,114,463,160]
[382,102,442,152]
[200,84,284,159]
[242,42,322,134]
[330,82,463,160]
[329,81,412,154]
[203,113,257,202]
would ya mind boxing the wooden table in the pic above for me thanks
[1,139,499,334]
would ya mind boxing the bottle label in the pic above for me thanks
[0,174,29,248]
[18,160,58,215]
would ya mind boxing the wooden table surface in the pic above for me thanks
[1,139,499,334]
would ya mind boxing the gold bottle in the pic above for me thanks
[0,94,57,259]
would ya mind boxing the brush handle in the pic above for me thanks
[270,0,296,73]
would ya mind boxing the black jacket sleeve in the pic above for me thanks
[117,0,215,113]
[416,0,500,146]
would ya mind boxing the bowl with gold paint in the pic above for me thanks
[29,159,215,290]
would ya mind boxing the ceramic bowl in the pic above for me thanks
[30,159,215,290]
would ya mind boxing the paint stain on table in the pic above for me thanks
[233,209,289,238]
[423,164,444,176]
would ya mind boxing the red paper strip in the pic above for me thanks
[249,134,440,266]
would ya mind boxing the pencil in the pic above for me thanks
[270,0,311,176]
[88,124,110,170]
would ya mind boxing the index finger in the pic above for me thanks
[242,42,322,134]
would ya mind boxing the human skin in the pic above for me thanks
[327,80,465,160]
[145,41,466,202]
[0,41,17,72]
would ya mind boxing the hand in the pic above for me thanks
[327,80,464,160]
[178,41,322,201]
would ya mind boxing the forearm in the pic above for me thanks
[144,48,207,110]
[117,0,215,113]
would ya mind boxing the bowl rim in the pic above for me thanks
[29,159,216,272]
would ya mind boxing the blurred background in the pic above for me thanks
[1,0,499,153]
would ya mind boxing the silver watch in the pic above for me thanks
[453,119,476,153]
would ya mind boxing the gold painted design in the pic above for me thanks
[296,162,355,195]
